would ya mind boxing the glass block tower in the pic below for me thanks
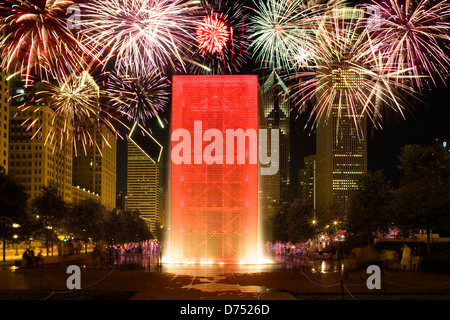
[169,75,259,263]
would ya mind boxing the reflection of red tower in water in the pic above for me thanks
[170,75,259,263]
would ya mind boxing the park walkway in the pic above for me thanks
[1,253,450,300]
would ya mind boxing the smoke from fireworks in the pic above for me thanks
[360,0,450,89]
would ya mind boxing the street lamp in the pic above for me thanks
[13,223,20,256]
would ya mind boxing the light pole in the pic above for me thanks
[13,223,20,256]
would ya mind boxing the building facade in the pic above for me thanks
[0,71,9,172]
[315,8,368,212]
[72,123,117,210]
[72,185,101,206]
[8,104,74,203]
[126,123,164,235]
[259,72,290,240]
[298,154,316,210]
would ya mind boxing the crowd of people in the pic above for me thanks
[93,240,162,266]
[266,239,424,271]
[21,248,44,267]
[266,239,331,258]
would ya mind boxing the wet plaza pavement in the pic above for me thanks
[1,253,450,300]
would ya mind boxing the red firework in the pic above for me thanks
[196,13,230,55]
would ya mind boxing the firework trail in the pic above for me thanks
[360,0,450,89]
[249,0,341,73]
[187,0,252,74]
[106,63,170,128]
[288,7,420,134]
[15,69,126,156]
[80,0,196,74]
[0,0,95,85]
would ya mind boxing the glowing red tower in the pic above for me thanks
[170,75,259,263]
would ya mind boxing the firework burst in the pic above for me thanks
[196,12,230,55]
[361,0,450,89]
[249,0,339,73]
[80,0,196,73]
[0,0,92,85]
[185,0,252,74]
[106,64,169,128]
[16,70,125,156]
[288,7,420,134]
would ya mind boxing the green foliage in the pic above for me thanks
[272,198,315,242]
[347,170,393,246]
[31,183,68,232]
[104,209,153,244]
[68,199,108,243]
[0,166,28,240]
[393,143,450,237]
[27,182,154,246]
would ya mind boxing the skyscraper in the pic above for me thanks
[72,123,117,210]
[315,8,368,212]
[8,103,74,203]
[298,154,316,210]
[126,122,164,235]
[259,72,290,239]
[0,70,9,172]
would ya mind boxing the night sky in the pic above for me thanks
[116,0,450,196]
[116,79,450,195]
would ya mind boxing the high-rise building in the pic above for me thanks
[259,72,290,239]
[72,123,117,210]
[126,122,164,235]
[8,102,74,203]
[0,70,9,172]
[116,191,127,212]
[8,79,115,207]
[298,154,316,210]
[315,8,367,212]
[316,109,367,211]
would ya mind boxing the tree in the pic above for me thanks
[0,167,28,261]
[68,199,108,253]
[393,143,450,256]
[315,202,346,233]
[272,198,315,242]
[346,170,393,246]
[104,209,152,244]
[31,183,68,256]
